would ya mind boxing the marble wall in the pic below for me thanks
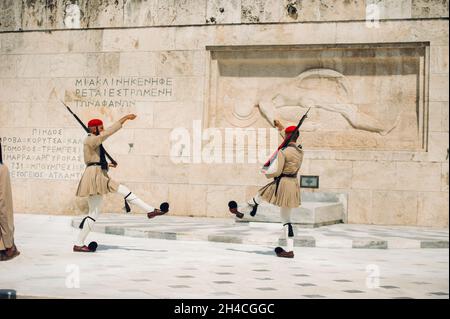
[0,1,448,227]
[0,0,449,31]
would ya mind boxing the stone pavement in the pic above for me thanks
[72,214,449,249]
[0,214,448,299]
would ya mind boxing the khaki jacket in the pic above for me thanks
[259,143,304,208]
[76,121,122,197]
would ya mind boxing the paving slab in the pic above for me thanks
[1,214,449,299]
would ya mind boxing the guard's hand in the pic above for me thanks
[274,119,284,131]
[127,114,137,120]
[109,163,118,168]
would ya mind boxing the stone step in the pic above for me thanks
[236,201,344,227]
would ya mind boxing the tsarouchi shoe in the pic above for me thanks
[0,245,20,261]
[147,209,166,219]
[73,245,92,253]
[274,247,294,258]
[228,201,244,219]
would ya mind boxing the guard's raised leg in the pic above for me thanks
[117,184,169,219]
[228,194,262,219]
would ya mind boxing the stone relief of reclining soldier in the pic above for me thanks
[255,68,402,136]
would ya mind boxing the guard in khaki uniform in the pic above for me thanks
[74,114,169,253]
[229,121,303,258]
[0,141,20,261]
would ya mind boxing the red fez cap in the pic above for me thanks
[88,119,103,127]
[285,126,298,134]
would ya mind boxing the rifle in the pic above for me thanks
[262,107,311,169]
[61,100,118,167]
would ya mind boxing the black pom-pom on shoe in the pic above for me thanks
[88,241,98,252]
[228,201,237,209]
[274,247,284,254]
[160,202,170,213]
[228,201,244,219]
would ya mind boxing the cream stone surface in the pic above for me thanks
[156,0,207,26]
[430,45,450,74]
[351,161,398,190]
[417,192,449,227]
[124,0,158,27]
[309,0,366,21]
[395,162,443,192]
[206,0,242,24]
[412,0,449,18]
[429,74,450,102]
[347,189,372,224]
[0,55,17,78]
[0,0,448,33]
[0,0,22,32]
[442,102,449,132]
[371,191,419,225]
[21,0,50,30]
[168,183,207,217]
[102,28,177,51]
[307,160,353,189]
[442,163,449,192]
[335,20,449,45]
[241,0,285,23]
[83,0,124,28]
[0,3,448,226]
[427,132,450,162]
[429,102,445,132]
[130,128,172,156]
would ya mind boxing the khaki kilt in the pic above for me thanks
[258,144,303,208]
[76,166,119,197]
[259,176,300,208]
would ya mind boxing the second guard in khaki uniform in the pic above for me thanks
[229,122,304,258]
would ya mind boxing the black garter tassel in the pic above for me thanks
[124,192,132,213]
[79,216,96,229]
[284,223,294,237]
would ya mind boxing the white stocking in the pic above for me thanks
[76,195,102,246]
[280,207,294,252]
[117,184,155,213]
[240,193,263,214]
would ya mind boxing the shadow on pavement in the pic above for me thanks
[226,248,275,256]
[97,245,168,253]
